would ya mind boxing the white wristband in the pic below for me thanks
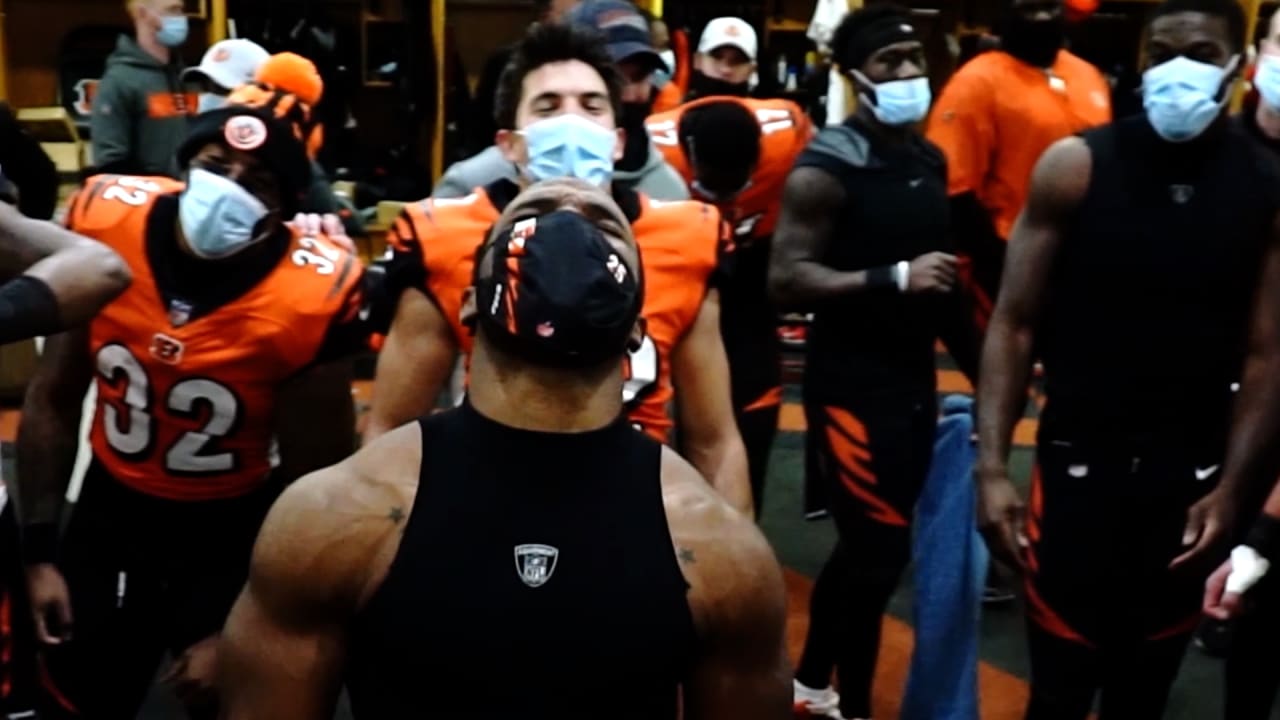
[894,260,910,292]
[1226,544,1272,595]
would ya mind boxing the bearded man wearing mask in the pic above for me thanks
[91,0,198,178]
[768,6,980,718]
[926,0,1110,338]
[366,21,751,516]
[432,2,689,201]
[975,1,1280,717]
[686,17,758,101]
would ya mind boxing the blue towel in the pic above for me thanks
[901,394,989,720]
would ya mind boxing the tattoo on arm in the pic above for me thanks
[678,547,695,564]
[388,506,405,524]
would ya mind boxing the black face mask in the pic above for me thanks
[617,101,652,172]
[687,71,751,100]
[1000,14,1065,68]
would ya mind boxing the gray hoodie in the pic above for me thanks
[432,143,689,200]
[90,36,193,178]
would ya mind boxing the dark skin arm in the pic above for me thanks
[1172,210,1280,567]
[662,448,790,718]
[0,202,131,330]
[974,137,1090,571]
[767,167,851,308]
[15,326,93,529]
[220,425,417,719]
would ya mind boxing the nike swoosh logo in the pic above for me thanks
[1195,464,1221,481]
[909,178,923,187]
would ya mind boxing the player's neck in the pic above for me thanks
[468,352,624,433]
[1257,102,1280,141]
[135,29,171,65]
[517,178,613,195]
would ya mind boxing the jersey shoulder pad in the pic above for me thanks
[67,174,182,238]
[639,196,722,246]
[279,228,365,318]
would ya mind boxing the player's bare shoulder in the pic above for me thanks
[253,422,423,610]
[659,446,786,629]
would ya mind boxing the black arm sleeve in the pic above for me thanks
[0,275,62,344]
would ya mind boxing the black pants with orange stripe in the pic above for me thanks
[735,387,782,516]
[0,500,39,719]
[796,391,936,719]
[37,462,280,720]
[1023,440,1219,720]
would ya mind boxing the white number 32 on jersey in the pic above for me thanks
[622,334,658,407]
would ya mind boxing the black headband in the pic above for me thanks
[846,14,919,71]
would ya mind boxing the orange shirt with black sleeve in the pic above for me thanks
[926,50,1112,240]
[68,174,367,502]
[382,181,726,443]
[646,96,814,240]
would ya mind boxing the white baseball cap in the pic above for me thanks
[698,17,758,61]
[182,39,270,91]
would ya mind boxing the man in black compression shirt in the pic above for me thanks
[977,1,1280,717]
[219,178,790,720]
[768,5,979,719]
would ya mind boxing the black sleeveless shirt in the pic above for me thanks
[1039,115,1280,451]
[793,118,957,400]
[344,402,697,718]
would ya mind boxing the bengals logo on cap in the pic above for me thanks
[213,47,231,63]
[725,23,741,37]
[225,115,268,151]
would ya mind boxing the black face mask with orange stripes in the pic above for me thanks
[999,15,1065,68]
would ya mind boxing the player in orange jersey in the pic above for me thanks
[365,22,751,514]
[646,96,813,514]
[12,89,375,720]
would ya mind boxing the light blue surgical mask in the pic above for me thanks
[179,168,270,259]
[197,92,227,114]
[156,15,189,48]
[518,114,618,187]
[1255,54,1280,110]
[653,49,676,88]
[854,71,932,126]
[1142,55,1238,142]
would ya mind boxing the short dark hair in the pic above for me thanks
[494,22,625,130]
[831,2,913,71]
[1149,0,1247,52]
[680,101,761,182]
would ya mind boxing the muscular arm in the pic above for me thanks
[975,138,1090,476]
[1215,213,1280,507]
[274,360,357,485]
[670,289,751,515]
[220,427,416,719]
[0,203,131,337]
[363,289,459,442]
[767,166,864,308]
[14,327,93,534]
[664,449,790,718]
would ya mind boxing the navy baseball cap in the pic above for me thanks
[474,209,643,368]
[566,0,667,72]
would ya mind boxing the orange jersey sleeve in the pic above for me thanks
[75,175,363,501]
[646,97,814,239]
[926,50,1111,239]
[626,195,724,442]
[384,190,501,354]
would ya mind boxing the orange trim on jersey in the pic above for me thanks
[39,655,79,714]
[1024,578,1093,647]
[824,406,908,527]
[146,91,197,119]
[1148,612,1202,642]
[743,386,783,412]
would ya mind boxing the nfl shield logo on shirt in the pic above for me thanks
[168,299,193,328]
[514,544,559,588]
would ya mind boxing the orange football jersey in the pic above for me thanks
[646,96,813,240]
[386,184,725,442]
[69,174,365,502]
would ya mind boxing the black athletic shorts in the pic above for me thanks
[37,461,281,719]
